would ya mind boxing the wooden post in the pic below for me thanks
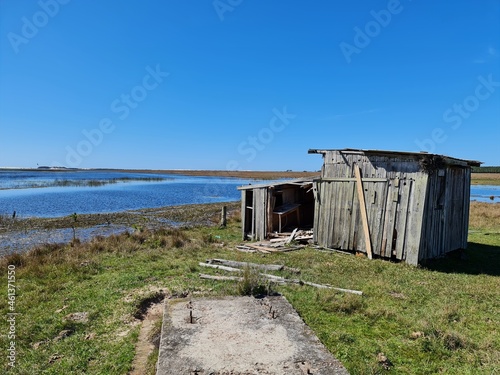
[354,165,373,259]
[220,205,227,227]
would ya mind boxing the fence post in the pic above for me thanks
[220,206,227,228]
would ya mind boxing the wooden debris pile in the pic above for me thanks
[235,228,313,253]
[198,258,362,295]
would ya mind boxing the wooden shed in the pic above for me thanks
[238,178,315,241]
[309,149,481,265]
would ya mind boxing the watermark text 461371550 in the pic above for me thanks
[7,265,17,368]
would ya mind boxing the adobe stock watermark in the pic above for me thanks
[415,74,500,153]
[7,265,17,368]
[59,64,169,168]
[226,106,296,170]
[213,0,243,21]
[339,0,410,64]
[7,0,71,54]
[202,106,296,199]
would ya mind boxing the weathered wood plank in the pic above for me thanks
[405,174,428,265]
[200,273,242,281]
[199,262,242,273]
[207,259,301,273]
[395,179,412,260]
[241,191,247,240]
[381,180,398,258]
[354,165,373,259]
[320,178,388,182]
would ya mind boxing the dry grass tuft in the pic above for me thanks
[469,202,500,230]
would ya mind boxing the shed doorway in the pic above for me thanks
[239,179,315,241]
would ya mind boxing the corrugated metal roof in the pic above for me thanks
[308,148,482,167]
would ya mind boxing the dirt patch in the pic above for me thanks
[0,202,240,256]
[129,301,164,375]
[157,296,348,374]
[133,291,166,320]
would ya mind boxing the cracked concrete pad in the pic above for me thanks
[157,296,348,374]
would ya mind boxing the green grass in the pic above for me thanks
[1,214,499,374]
[471,173,500,186]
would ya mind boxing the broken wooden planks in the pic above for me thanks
[235,230,313,253]
[235,242,304,254]
[286,228,299,244]
[199,273,242,282]
[206,259,301,274]
[269,229,313,245]
[198,259,363,295]
[235,245,258,253]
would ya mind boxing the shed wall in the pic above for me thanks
[314,151,427,264]
[240,187,268,241]
[418,166,471,261]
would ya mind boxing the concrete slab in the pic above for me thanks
[157,296,348,374]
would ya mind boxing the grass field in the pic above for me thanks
[471,173,500,186]
[0,202,499,374]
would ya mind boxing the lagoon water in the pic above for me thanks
[470,185,500,203]
[0,170,255,218]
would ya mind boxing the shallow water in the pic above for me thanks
[0,224,132,256]
[470,185,500,203]
[0,170,254,218]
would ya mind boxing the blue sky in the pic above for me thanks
[1,0,499,170]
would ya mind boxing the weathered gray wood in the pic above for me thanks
[319,178,388,182]
[199,263,242,272]
[395,179,412,260]
[235,246,257,253]
[383,181,399,258]
[293,149,474,264]
[200,272,362,293]
[354,165,373,259]
[286,228,298,244]
[260,274,363,294]
[207,259,300,273]
[243,243,274,253]
[199,273,242,281]
[241,191,246,240]
[220,206,227,228]
[405,174,427,265]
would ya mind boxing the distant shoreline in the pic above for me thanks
[119,169,321,179]
[1,168,499,184]
[0,168,321,180]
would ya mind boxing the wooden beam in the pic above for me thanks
[354,165,373,259]
[199,273,242,281]
[320,177,388,182]
[220,205,227,227]
[198,262,242,272]
[207,259,300,274]
[286,228,298,244]
[199,273,363,294]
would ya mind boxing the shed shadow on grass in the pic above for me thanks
[424,242,500,276]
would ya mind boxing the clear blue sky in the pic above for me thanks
[1,0,499,170]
